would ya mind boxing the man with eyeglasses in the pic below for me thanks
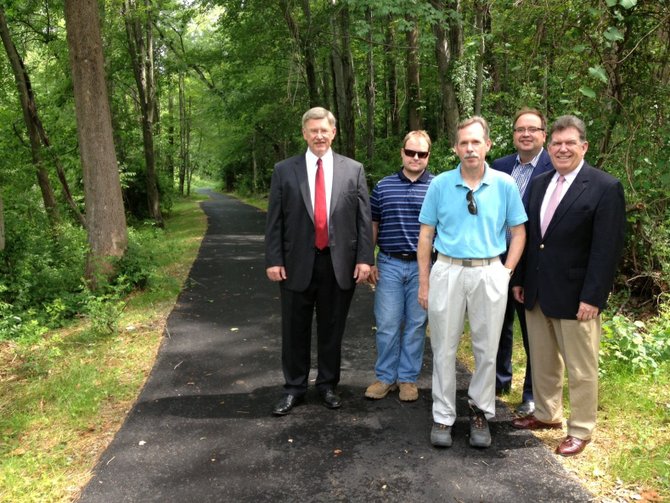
[492,108,554,417]
[511,115,625,456]
[417,117,527,449]
[265,107,374,416]
[364,131,434,403]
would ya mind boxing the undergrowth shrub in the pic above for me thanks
[0,221,162,342]
[600,297,670,375]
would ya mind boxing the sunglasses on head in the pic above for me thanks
[466,189,477,215]
[403,148,430,159]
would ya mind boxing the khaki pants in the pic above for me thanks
[525,304,601,440]
[428,258,509,426]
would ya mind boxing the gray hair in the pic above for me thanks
[302,107,336,129]
[456,116,490,144]
[549,115,587,142]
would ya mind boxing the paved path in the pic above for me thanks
[79,191,591,502]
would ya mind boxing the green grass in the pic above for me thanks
[457,321,670,501]
[0,193,207,502]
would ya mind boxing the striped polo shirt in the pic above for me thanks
[371,169,434,253]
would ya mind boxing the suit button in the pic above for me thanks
[540,244,545,249]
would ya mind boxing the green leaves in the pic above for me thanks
[578,86,597,99]
[605,0,637,8]
[604,26,625,42]
[588,66,609,83]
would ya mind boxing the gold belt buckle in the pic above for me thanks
[462,259,473,267]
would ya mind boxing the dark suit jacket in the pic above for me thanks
[492,149,554,207]
[265,152,374,292]
[515,162,626,319]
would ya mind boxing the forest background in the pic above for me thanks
[0,0,668,500]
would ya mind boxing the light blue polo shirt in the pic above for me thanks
[419,164,527,258]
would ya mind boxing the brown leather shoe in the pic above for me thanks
[511,414,562,430]
[555,436,590,456]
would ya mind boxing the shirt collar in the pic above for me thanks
[305,148,333,167]
[398,169,431,183]
[515,148,544,168]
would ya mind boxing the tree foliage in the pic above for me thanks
[0,0,669,338]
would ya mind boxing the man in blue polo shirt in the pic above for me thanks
[365,130,434,402]
[417,116,527,449]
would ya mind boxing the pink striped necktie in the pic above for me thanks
[541,175,565,237]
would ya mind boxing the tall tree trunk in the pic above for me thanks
[178,72,186,195]
[280,0,319,107]
[0,7,59,225]
[431,0,462,144]
[406,15,421,131]
[473,0,487,116]
[365,7,375,164]
[167,82,175,187]
[384,16,400,137]
[123,0,163,227]
[0,194,4,251]
[330,3,355,158]
[63,0,128,285]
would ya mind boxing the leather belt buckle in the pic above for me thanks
[462,259,473,267]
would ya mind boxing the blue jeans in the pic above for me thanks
[373,252,427,384]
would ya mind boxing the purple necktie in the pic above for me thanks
[541,175,565,237]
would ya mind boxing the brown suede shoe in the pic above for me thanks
[398,382,419,401]
[364,381,397,399]
[511,414,562,430]
[555,436,590,456]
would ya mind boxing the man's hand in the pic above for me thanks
[577,301,599,321]
[418,283,429,310]
[512,286,524,304]
[368,265,379,285]
[266,266,286,282]
[354,263,371,284]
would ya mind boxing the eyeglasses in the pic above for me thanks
[466,189,477,215]
[513,127,545,134]
[403,148,430,159]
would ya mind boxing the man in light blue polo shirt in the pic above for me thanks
[417,116,527,449]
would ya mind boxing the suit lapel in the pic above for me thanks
[329,153,345,217]
[293,156,313,222]
[544,164,590,237]
[533,173,553,238]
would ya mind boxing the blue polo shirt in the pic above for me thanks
[371,169,434,253]
[419,164,527,258]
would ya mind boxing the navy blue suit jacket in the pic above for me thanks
[492,149,554,208]
[515,162,626,319]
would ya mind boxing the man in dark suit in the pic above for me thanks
[511,115,626,456]
[493,108,554,417]
[265,107,374,416]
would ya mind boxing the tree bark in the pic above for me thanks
[431,0,462,144]
[63,0,128,285]
[178,72,186,195]
[280,0,319,107]
[365,7,375,164]
[384,16,400,137]
[0,194,4,251]
[0,7,60,225]
[406,15,422,131]
[123,0,163,227]
[330,3,356,158]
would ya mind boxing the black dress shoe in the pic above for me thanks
[272,394,301,416]
[321,388,341,409]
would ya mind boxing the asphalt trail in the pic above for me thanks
[79,190,591,503]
